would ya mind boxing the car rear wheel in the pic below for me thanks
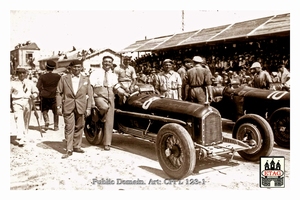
[233,114,274,161]
[269,107,290,148]
[156,123,196,179]
[84,108,103,145]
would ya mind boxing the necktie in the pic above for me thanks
[22,82,28,93]
[104,72,108,87]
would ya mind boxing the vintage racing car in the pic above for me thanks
[84,85,274,179]
[210,85,290,148]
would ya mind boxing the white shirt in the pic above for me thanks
[89,68,118,87]
[11,78,38,99]
[71,75,80,94]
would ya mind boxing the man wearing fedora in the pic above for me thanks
[56,59,93,159]
[186,56,213,104]
[10,66,39,146]
[37,60,61,131]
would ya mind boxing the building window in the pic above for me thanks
[26,53,33,60]
[26,52,35,68]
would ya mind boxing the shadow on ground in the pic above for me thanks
[37,141,66,154]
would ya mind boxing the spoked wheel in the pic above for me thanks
[84,108,103,145]
[269,108,290,148]
[233,114,274,161]
[156,123,196,179]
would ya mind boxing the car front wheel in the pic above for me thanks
[84,108,103,145]
[156,123,196,179]
[269,107,290,148]
[233,114,274,161]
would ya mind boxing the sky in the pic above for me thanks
[10,9,290,53]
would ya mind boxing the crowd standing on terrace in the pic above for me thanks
[128,40,290,92]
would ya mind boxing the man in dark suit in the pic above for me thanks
[56,59,92,159]
[37,60,61,131]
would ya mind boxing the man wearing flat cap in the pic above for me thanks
[155,59,182,99]
[186,56,213,104]
[56,59,93,158]
[114,55,138,103]
[250,62,274,90]
[10,66,39,146]
[37,60,61,131]
[89,55,119,151]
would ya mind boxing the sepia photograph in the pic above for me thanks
[5,0,297,197]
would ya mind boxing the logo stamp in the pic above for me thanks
[260,156,285,188]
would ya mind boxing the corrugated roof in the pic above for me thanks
[135,35,174,52]
[181,24,230,46]
[249,13,290,36]
[156,30,199,50]
[121,13,290,52]
[119,39,152,53]
[210,16,271,42]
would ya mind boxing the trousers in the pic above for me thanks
[41,97,59,128]
[63,109,84,151]
[12,98,32,140]
[93,87,115,146]
[190,87,206,104]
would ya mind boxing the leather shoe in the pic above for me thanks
[62,151,72,159]
[44,122,49,130]
[18,143,24,147]
[54,127,59,131]
[73,148,85,153]
[17,139,25,147]
[104,145,110,151]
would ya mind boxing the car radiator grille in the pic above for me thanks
[201,112,223,146]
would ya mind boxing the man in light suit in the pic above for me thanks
[11,66,39,146]
[89,56,119,151]
[56,59,92,159]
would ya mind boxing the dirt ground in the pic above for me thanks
[9,111,291,192]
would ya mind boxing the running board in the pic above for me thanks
[118,123,157,142]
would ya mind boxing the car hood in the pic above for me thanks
[126,93,218,118]
[225,85,290,101]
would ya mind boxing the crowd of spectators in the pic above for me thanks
[129,37,290,91]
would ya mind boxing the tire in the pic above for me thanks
[233,114,274,161]
[269,107,290,148]
[84,109,103,145]
[156,123,196,179]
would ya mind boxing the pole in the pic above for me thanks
[182,10,184,32]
